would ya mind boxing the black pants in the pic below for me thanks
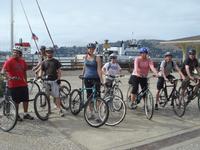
[84,78,101,98]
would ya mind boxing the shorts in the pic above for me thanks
[130,75,147,95]
[9,86,29,104]
[84,78,101,98]
[157,75,175,90]
[44,80,59,98]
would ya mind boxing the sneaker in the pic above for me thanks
[23,114,34,120]
[155,104,158,110]
[59,110,64,117]
[17,115,23,121]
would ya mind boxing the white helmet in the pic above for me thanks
[13,46,22,52]
[109,53,117,59]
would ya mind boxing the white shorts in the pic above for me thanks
[44,80,59,98]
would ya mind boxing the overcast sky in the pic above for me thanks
[0,0,200,51]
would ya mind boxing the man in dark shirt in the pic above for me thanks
[41,47,64,117]
[181,49,200,90]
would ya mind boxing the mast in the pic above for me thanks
[10,0,14,51]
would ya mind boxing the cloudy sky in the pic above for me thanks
[0,0,200,51]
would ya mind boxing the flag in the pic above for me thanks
[32,33,38,41]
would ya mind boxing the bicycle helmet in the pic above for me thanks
[109,53,117,59]
[188,48,196,55]
[164,52,172,57]
[13,46,22,53]
[87,43,96,49]
[139,47,149,54]
[40,45,46,51]
[45,47,54,52]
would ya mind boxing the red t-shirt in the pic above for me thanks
[3,57,28,88]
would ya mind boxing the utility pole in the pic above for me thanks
[11,0,14,51]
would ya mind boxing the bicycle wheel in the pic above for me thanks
[173,88,186,117]
[69,89,82,115]
[114,87,124,101]
[0,99,17,132]
[34,92,50,121]
[105,95,126,126]
[144,90,154,120]
[84,97,109,128]
[159,88,167,107]
[126,85,133,109]
[27,80,40,101]
[60,79,71,95]
[60,85,70,110]
[198,90,200,111]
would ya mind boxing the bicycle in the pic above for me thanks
[178,78,200,112]
[0,76,17,132]
[69,75,109,128]
[102,74,124,100]
[102,74,126,126]
[27,75,71,110]
[159,78,185,117]
[126,76,155,120]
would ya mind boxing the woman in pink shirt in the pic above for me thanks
[129,47,158,108]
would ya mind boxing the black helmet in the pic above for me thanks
[188,48,196,55]
[87,43,96,49]
[164,52,172,57]
[40,45,46,51]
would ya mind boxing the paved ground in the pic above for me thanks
[1,70,200,150]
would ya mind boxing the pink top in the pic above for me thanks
[132,56,154,77]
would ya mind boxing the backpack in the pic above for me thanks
[107,62,112,71]
[157,61,174,72]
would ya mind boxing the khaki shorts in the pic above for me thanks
[44,80,59,98]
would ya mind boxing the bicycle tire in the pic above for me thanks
[105,95,126,126]
[84,97,109,128]
[144,90,154,120]
[69,89,82,115]
[0,99,17,132]
[173,88,186,117]
[60,79,71,95]
[159,88,167,107]
[198,91,200,111]
[126,85,133,109]
[114,86,124,101]
[27,80,40,101]
[60,85,70,110]
[34,92,50,121]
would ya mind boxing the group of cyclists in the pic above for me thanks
[1,42,200,126]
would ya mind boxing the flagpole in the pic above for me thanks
[11,0,14,51]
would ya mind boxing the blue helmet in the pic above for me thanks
[87,43,96,49]
[139,47,149,54]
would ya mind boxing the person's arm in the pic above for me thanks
[134,57,141,77]
[101,64,107,75]
[149,60,158,76]
[160,61,168,80]
[96,55,103,83]
[57,68,61,80]
[174,62,185,79]
[185,65,194,80]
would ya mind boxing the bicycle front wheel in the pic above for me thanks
[34,92,50,121]
[69,89,82,115]
[84,97,109,128]
[60,85,70,110]
[126,85,133,109]
[27,80,40,101]
[144,90,154,120]
[60,79,71,95]
[114,87,124,101]
[0,99,17,132]
[173,89,186,117]
[105,95,126,126]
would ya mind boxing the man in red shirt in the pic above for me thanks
[2,46,34,121]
